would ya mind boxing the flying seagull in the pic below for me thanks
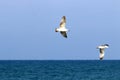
[97,44,109,60]
[55,16,69,38]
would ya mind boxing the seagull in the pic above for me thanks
[55,16,69,38]
[97,44,109,60]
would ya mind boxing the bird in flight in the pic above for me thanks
[55,16,69,38]
[97,44,109,60]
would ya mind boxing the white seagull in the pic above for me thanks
[55,16,69,38]
[97,44,109,60]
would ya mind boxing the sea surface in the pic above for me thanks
[0,60,120,80]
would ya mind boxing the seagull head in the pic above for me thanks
[103,44,109,48]
[104,44,109,47]
[55,28,58,32]
[97,44,109,49]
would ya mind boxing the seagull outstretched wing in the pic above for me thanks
[60,31,67,38]
[60,16,66,28]
[99,49,105,60]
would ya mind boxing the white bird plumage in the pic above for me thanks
[55,16,69,38]
[97,44,109,60]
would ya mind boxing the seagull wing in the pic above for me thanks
[100,48,104,54]
[60,31,67,38]
[60,16,66,28]
[99,48,105,60]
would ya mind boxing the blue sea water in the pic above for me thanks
[0,60,120,80]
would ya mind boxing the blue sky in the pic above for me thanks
[0,0,120,60]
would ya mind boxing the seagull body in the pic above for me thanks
[55,16,69,38]
[97,44,109,60]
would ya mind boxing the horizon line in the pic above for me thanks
[0,59,120,61]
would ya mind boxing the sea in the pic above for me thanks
[0,60,120,80]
